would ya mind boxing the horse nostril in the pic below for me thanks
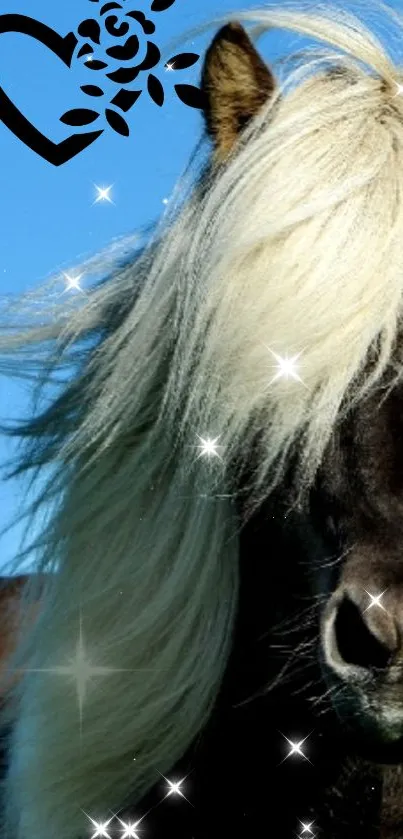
[334,596,393,670]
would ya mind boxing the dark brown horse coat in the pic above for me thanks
[0,554,398,839]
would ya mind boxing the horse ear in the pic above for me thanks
[201,22,276,160]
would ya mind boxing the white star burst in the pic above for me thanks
[393,81,403,97]
[364,589,387,613]
[166,780,185,798]
[94,184,114,205]
[117,818,141,838]
[25,615,117,736]
[62,272,84,294]
[87,816,114,839]
[158,772,193,805]
[195,434,223,461]
[300,821,315,835]
[23,612,145,738]
[165,62,175,71]
[279,732,313,764]
[265,346,306,387]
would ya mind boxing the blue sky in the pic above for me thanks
[0,0,401,574]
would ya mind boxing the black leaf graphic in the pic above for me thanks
[81,85,104,97]
[151,0,176,11]
[166,52,199,70]
[111,88,142,112]
[100,2,123,13]
[174,84,205,109]
[77,44,94,59]
[78,19,101,45]
[126,11,155,35]
[60,108,100,126]
[135,41,160,73]
[85,59,108,70]
[105,15,130,37]
[106,34,139,61]
[107,66,139,83]
[148,74,164,106]
[105,108,130,136]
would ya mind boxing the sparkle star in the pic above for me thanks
[195,434,223,460]
[364,589,387,612]
[300,821,315,835]
[166,780,184,797]
[279,732,313,764]
[62,272,84,293]
[23,612,141,738]
[117,818,141,838]
[87,816,114,839]
[94,185,114,205]
[165,62,175,71]
[393,81,403,97]
[265,346,307,387]
[158,771,193,806]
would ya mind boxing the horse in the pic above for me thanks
[2,2,403,836]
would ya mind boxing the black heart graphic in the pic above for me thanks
[0,14,104,166]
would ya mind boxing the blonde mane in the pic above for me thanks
[1,2,403,836]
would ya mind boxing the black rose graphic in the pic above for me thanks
[0,0,203,164]
[59,0,203,136]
